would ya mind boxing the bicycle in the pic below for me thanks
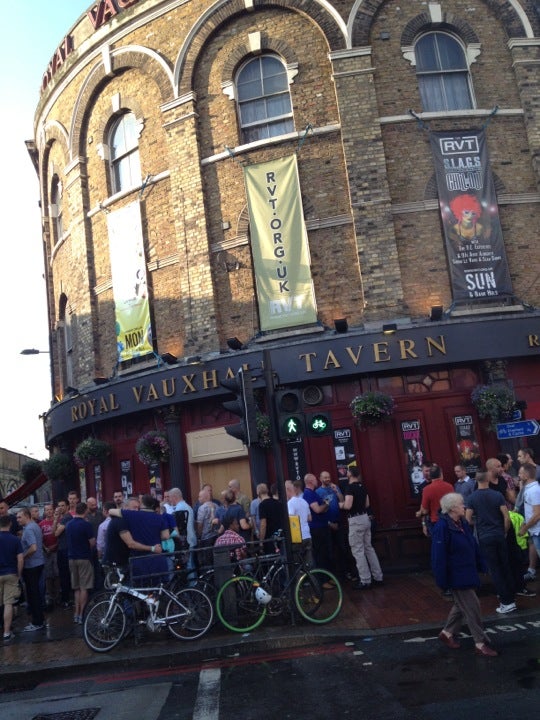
[215,555,342,632]
[83,568,214,652]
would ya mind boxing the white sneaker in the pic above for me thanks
[495,602,516,614]
[22,623,44,632]
[523,570,536,582]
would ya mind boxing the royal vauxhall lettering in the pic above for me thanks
[71,394,120,421]
[87,0,140,30]
[41,1,142,93]
[41,35,74,91]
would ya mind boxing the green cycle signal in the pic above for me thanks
[306,413,332,436]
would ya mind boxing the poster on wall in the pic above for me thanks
[94,465,102,508]
[333,428,357,489]
[453,415,482,478]
[244,154,317,331]
[149,462,162,500]
[120,460,131,503]
[430,129,513,302]
[78,469,86,502]
[401,420,427,498]
[285,439,307,483]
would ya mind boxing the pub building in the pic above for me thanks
[29,0,540,565]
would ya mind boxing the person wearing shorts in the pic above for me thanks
[0,514,23,640]
[65,503,95,623]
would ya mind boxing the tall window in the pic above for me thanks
[236,55,294,143]
[415,32,473,112]
[109,112,141,193]
[51,175,63,242]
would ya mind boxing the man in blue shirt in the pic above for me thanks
[0,514,23,640]
[16,508,45,632]
[303,473,331,571]
[110,494,170,583]
[466,471,516,614]
[65,502,95,623]
[317,470,349,578]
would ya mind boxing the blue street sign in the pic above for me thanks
[512,409,522,421]
[496,419,540,440]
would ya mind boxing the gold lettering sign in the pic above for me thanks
[373,342,390,363]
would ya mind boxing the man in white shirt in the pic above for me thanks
[164,487,197,550]
[286,480,312,565]
[518,463,540,560]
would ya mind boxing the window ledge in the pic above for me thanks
[87,170,170,218]
[379,108,523,125]
[201,124,341,166]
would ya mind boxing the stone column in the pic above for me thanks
[330,48,405,320]
[509,39,540,191]
[163,406,185,495]
[161,93,219,353]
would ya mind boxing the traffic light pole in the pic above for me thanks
[262,349,294,568]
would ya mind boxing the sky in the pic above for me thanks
[0,2,91,458]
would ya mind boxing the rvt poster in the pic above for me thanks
[453,415,482,478]
[401,420,427,498]
[430,129,513,302]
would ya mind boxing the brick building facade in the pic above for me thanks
[30,0,540,564]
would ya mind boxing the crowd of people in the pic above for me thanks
[417,450,540,657]
[1,448,539,650]
[0,466,386,641]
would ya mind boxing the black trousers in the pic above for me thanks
[22,565,45,626]
[310,525,333,572]
[57,549,72,603]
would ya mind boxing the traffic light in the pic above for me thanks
[275,390,305,440]
[306,412,332,436]
[221,369,258,446]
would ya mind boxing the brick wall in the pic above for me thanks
[34,0,540,390]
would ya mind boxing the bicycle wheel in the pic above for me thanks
[216,575,267,633]
[166,587,214,640]
[83,599,127,652]
[294,569,342,624]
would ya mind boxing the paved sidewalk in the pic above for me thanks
[2,570,539,686]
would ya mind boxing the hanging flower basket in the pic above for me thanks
[256,412,272,449]
[471,384,516,430]
[350,391,395,428]
[20,459,43,484]
[136,430,170,466]
[74,438,111,467]
[42,453,77,483]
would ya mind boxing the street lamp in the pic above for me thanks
[20,348,50,355]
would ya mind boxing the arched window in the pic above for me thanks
[109,112,141,193]
[51,175,63,243]
[415,32,473,112]
[236,55,294,143]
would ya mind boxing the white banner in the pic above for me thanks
[107,202,153,362]
[244,155,317,331]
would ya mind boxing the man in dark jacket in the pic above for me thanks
[432,492,497,657]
